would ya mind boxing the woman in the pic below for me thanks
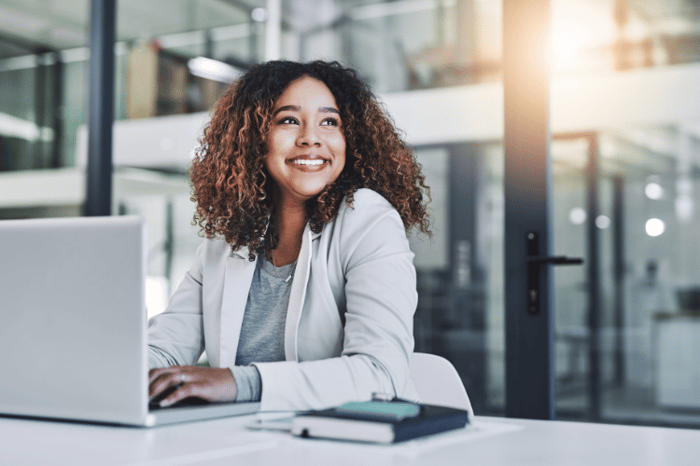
[148,60,430,412]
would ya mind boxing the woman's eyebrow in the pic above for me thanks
[273,105,299,115]
[273,105,340,115]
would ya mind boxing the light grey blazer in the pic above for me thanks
[148,188,419,411]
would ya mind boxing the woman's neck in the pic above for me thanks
[270,195,307,266]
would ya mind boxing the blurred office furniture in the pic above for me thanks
[676,287,700,315]
[656,312,700,410]
[410,352,473,417]
[127,44,224,119]
[626,260,673,389]
[75,113,209,172]
[0,168,84,217]
[0,167,189,214]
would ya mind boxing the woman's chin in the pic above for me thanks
[281,181,336,203]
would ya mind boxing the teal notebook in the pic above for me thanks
[291,401,469,443]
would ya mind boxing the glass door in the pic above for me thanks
[551,129,700,427]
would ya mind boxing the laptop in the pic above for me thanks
[0,215,260,426]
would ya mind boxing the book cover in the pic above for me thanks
[291,401,470,443]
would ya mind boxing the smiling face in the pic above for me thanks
[265,76,346,207]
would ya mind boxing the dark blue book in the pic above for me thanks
[291,401,470,443]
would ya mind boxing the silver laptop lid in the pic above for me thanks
[0,216,149,425]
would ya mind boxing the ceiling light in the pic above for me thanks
[645,182,663,200]
[645,218,665,237]
[569,207,586,225]
[251,8,268,22]
[595,215,610,229]
[187,57,241,83]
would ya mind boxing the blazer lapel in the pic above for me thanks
[284,225,314,361]
[218,247,257,367]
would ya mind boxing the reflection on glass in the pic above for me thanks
[411,142,505,416]
[645,182,663,200]
[645,218,665,237]
[569,207,586,225]
[553,128,700,427]
[595,215,610,229]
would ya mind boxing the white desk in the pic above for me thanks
[1,414,699,466]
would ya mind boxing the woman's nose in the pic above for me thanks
[297,124,321,146]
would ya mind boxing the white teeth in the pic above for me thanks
[292,159,325,166]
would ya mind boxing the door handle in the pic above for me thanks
[526,231,583,315]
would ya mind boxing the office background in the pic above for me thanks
[1,0,700,428]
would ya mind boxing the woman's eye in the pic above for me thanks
[321,117,340,127]
[279,116,298,124]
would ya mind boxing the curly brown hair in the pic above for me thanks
[190,60,430,260]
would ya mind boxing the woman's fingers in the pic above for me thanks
[148,366,237,407]
[157,381,197,407]
[148,366,180,385]
[148,369,183,403]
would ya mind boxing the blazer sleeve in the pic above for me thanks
[147,242,206,369]
[254,191,418,411]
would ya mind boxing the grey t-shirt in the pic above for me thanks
[230,255,296,401]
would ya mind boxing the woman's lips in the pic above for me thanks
[291,159,325,166]
[287,156,329,171]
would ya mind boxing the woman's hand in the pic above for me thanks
[148,366,237,407]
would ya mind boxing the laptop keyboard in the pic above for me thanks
[149,397,210,411]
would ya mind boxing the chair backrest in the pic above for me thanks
[410,352,474,418]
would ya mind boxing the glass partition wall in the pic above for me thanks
[0,44,62,171]
[550,128,700,427]
[413,131,700,425]
[0,0,254,311]
[411,143,505,415]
